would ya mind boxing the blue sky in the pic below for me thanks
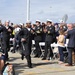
[0,0,75,23]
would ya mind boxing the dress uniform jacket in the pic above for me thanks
[17,28,32,68]
[45,25,55,43]
[18,28,30,56]
[0,25,13,40]
[0,25,13,59]
[27,27,33,54]
[34,25,43,41]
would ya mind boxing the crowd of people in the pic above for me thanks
[0,19,75,72]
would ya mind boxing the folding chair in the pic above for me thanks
[31,40,36,57]
[51,43,59,59]
[39,42,45,57]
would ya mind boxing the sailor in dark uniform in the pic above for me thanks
[42,20,55,60]
[0,20,13,61]
[17,25,32,68]
[26,21,33,54]
[34,20,43,57]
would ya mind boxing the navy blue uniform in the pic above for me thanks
[43,25,55,60]
[18,28,32,68]
[34,25,43,57]
[0,25,13,60]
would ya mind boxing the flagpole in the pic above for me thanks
[27,0,30,21]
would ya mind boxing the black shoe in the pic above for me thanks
[11,50,15,53]
[34,55,38,58]
[21,55,24,60]
[28,62,33,68]
[48,58,50,60]
[65,64,72,66]
[38,55,41,58]
[28,64,33,68]
[47,57,50,60]
[28,66,33,68]
[42,58,46,60]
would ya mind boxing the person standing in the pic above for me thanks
[42,20,55,60]
[26,21,33,54]
[34,20,43,57]
[65,23,75,66]
[57,30,65,64]
[0,20,13,61]
[18,25,32,68]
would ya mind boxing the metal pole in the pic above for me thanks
[27,0,30,21]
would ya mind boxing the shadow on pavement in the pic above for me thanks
[12,62,58,75]
[33,62,58,67]
[8,57,21,62]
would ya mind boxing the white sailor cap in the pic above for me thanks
[6,20,10,23]
[26,20,31,24]
[47,19,52,23]
[36,20,41,23]
[19,23,23,26]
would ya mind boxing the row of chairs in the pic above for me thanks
[10,38,69,60]
[31,40,68,58]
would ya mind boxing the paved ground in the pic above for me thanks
[8,52,75,75]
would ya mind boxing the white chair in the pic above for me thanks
[31,40,36,57]
[31,40,45,57]
[32,40,35,45]
[39,42,45,57]
[51,43,58,48]
[10,38,14,47]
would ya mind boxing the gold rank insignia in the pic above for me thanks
[36,31,40,33]
[40,29,42,31]
[48,31,50,34]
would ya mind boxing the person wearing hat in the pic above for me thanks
[42,20,55,60]
[0,21,13,61]
[33,20,42,57]
[25,21,33,55]
[17,24,32,68]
